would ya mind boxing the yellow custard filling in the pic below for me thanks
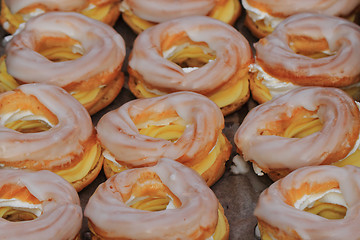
[304,201,347,220]
[0,207,38,221]
[55,143,102,183]
[250,72,272,102]
[208,0,241,24]
[135,74,249,109]
[5,119,52,133]
[81,3,115,22]
[0,56,19,93]
[128,193,227,239]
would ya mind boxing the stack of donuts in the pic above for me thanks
[0,0,360,239]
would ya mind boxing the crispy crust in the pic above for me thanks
[85,73,124,115]
[244,14,272,39]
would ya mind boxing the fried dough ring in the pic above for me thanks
[250,13,360,103]
[97,91,232,186]
[85,158,229,240]
[0,169,82,240]
[0,83,103,191]
[0,0,121,34]
[235,87,360,180]
[128,16,253,116]
[255,165,360,240]
[3,11,126,115]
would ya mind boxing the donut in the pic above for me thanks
[249,13,360,104]
[255,165,360,240]
[234,87,360,181]
[127,16,253,116]
[0,0,121,34]
[84,158,229,240]
[96,91,232,186]
[242,0,360,38]
[120,0,241,34]
[1,11,126,115]
[0,83,104,192]
[0,168,82,240]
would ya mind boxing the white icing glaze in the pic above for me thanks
[0,83,94,169]
[255,165,360,239]
[254,13,360,87]
[120,0,216,23]
[129,15,252,93]
[84,158,219,239]
[234,87,360,170]
[4,0,88,13]
[243,0,359,17]
[0,169,82,240]
[97,91,224,167]
[5,11,125,87]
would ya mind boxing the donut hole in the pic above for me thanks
[124,171,181,211]
[259,107,323,138]
[287,35,336,59]
[0,91,58,133]
[35,36,84,62]
[0,184,42,222]
[294,188,348,220]
[162,34,216,72]
[135,111,186,142]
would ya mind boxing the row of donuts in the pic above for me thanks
[1,9,359,119]
[0,83,231,239]
[1,0,359,36]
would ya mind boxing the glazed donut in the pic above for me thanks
[128,16,253,116]
[242,0,360,38]
[249,13,360,104]
[255,165,360,240]
[2,11,126,115]
[234,87,360,181]
[120,0,241,34]
[0,0,121,34]
[84,158,229,240]
[0,83,104,192]
[0,169,82,240]
[96,91,232,186]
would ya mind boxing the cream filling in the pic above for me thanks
[103,150,123,168]
[0,110,55,127]
[250,63,360,98]
[250,63,299,98]
[294,189,347,211]
[0,198,43,217]
[125,195,177,210]
[242,0,283,28]
[230,154,250,175]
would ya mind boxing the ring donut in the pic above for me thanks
[128,15,253,116]
[255,165,360,240]
[234,87,360,181]
[120,0,241,34]
[0,0,121,34]
[84,158,229,240]
[242,0,360,38]
[0,83,103,191]
[2,11,126,115]
[0,169,82,240]
[96,91,232,186]
[249,13,360,103]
